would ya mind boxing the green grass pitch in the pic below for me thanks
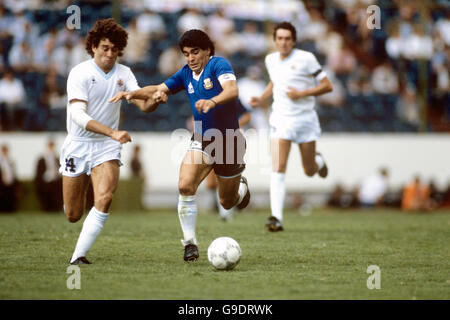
[0,208,449,300]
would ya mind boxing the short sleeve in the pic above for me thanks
[125,68,140,92]
[213,57,234,78]
[307,53,327,81]
[164,67,185,94]
[67,68,88,102]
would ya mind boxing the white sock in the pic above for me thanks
[216,190,234,220]
[235,179,248,207]
[270,172,285,222]
[315,153,325,171]
[70,207,109,263]
[178,195,198,246]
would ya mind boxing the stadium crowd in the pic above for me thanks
[0,0,448,133]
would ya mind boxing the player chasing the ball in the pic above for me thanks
[249,22,333,232]
[62,19,161,265]
[110,29,251,262]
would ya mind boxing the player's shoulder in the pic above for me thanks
[115,63,133,74]
[292,48,317,61]
[265,51,279,63]
[69,59,92,75]
[210,56,234,69]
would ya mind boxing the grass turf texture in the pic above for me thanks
[0,209,449,300]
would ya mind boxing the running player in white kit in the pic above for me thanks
[62,19,160,264]
[250,22,333,232]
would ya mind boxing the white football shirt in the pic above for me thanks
[66,59,140,140]
[265,48,327,117]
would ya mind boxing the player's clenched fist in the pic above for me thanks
[195,99,215,114]
[111,130,132,144]
[152,91,168,104]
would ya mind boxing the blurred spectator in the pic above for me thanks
[327,183,356,208]
[435,11,450,46]
[177,8,207,34]
[39,65,66,130]
[136,7,166,39]
[50,40,78,77]
[0,4,14,68]
[130,144,145,210]
[34,139,62,212]
[237,65,269,130]
[131,144,145,181]
[406,23,433,61]
[123,17,151,67]
[215,25,243,58]
[239,21,267,58]
[371,61,399,95]
[8,41,35,72]
[298,8,327,42]
[0,144,19,212]
[158,44,185,77]
[428,179,443,208]
[206,7,235,42]
[0,69,25,131]
[401,175,436,211]
[396,86,419,127]
[326,42,357,82]
[358,167,390,208]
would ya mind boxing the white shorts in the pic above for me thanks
[269,110,321,144]
[59,135,122,177]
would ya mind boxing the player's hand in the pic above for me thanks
[152,91,168,104]
[249,97,262,108]
[195,99,215,113]
[111,130,132,144]
[286,87,306,100]
[109,91,133,103]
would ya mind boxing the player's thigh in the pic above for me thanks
[90,160,120,199]
[179,150,213,195]
[298,140,317,173]
[271,138,291,173]
[63,174,90,221]
[205,170,218,190]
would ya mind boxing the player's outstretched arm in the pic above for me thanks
[249,81,273,108]
[286,77,333,100]
[195,80,239,114]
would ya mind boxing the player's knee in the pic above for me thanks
[220,197,235,210]
[65,209,82,223]
[178,181,196,196]
[304,166,316,177]
[96,192,114,210]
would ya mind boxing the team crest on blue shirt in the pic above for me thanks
[203,78,213,90]
[117,79,124,87]
[188,82,194,94]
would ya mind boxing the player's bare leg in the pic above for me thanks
[299,141,327,178]
[69,160,120,265]
[267,138,291,231]
[90,160,120,212]
[178,150,212,261]
[63,175,91,223]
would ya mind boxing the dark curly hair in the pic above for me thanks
[85,18,128,57]
[273,21,297,42]
[179,29,215,56]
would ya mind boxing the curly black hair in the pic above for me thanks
[85,18,128,57]
[179,29,215,56]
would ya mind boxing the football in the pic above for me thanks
[207,237,241,270]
